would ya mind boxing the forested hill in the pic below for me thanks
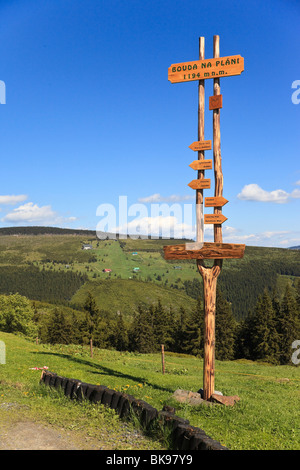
[0,228,299,321]
[0,226,97,237]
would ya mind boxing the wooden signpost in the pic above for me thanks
[164,36,245,401]
[168,55,244,83]
[204,214,228,224]
[189,159,213,170]
[205,196,228,207]
[189,140,212,151]
[188,179,211,190]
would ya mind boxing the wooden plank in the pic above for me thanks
[209,94,223,110]
[188,179,211,190]
[205,196,228,207]
[189,159,212,170]
[189,140,211,151]
[168,55,244,83]
[163,242,245,260]
[204,214,227,224]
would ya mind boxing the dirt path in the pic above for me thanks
[0,403,158,450]
[0,420,85,450]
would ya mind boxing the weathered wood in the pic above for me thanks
[189,159,212,170]
[204,213,227,224]
[188,179,211,190]
[168,55,244,83]
[163,242,245,260]
[205,196,228,207]
[195,36,206,245]
[189,140,212,151]
[209,94,223,110]
[212,35,223,245]
[200,264,220,401]
[161,344,165,375]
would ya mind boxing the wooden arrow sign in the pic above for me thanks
[204,214,228,224]
[189,159,212,170]
[205,196,229,207]
[189,140,212,151]
[188,179,211,190]
[168,55,244,83]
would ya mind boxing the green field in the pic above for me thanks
[0,332,299,450]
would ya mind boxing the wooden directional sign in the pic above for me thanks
[205,196,228,207]
[188,179,211,190]
[163,242,245,260]
[204,214,228,224]
[209,94,223,110]
[168,55,244,84]
[189,159,212,170]
[189,140,212,151]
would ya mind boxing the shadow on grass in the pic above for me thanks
[33,351,174,393]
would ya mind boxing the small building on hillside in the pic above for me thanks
[133,267,140,272]
[82,244,93,250]
[103,268,112,273]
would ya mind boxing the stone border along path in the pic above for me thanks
[41,371,227,451]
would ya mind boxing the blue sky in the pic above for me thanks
[0,0,299,247]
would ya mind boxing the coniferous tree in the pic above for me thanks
[215,287,236,360]
[129,305,155,353]
[114,312,128,351]
[250,289,279,363]
[152,300,174,351]
[46,308,73,344]
[181,296,204,357]
[174,306,189,354]
[234,315,252,359]
[278,284,299,364]
[84,291,100,357]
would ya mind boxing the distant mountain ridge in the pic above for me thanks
[0,226,97,237]
[289,246,300,250]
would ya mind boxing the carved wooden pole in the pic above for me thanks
[197,35,223,401]
[196,37,205,244]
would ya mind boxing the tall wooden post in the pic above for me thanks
[197,35,222,401]
[196,37,205,244]
[164,35,245,402]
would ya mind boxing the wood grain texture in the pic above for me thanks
[163,242,245,260]
[205,196,228,207]
[189,140,212,151]
[213,35,223,245]
[209,94,223,110]
[204,213,227,224]
[168,55,244,83]
[189,159,212,170]
[188,179,211,190]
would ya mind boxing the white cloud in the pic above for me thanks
[2,202,77,226]
[0,194,28,205]
[237,183,300,204]
[114,215,195,239]
[138,193,194,203]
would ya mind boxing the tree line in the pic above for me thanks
[0,265,88,303]
[1,280,298,365]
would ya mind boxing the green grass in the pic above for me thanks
[71,278,197,319]
[1,332,299,450]
[0,332,165,450]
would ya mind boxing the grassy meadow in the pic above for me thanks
[0,332,299,450]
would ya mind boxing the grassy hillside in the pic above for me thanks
[0,332,299,450]
[71,278,197,319]
[0,230,299,319]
